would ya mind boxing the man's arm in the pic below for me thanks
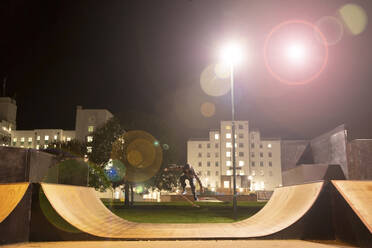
[193,169,203,190]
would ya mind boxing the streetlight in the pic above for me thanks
[220,42,244,219]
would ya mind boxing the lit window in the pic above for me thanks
[13,138,17,142]
[224,181,230,188]
[45,135,49,141]
[226,151,231,157]
[87,146,93,153]
[226,161,231,166]
[239,171,244,176]
[20,137,25,142]
[36,145,40,150]
[198,152,202,157]
[226,125,231,130]
[239,161,245,166]
[198,144,202,148]
[215,133,219,140]
[268,143,272,148]
[28,137,32,142]
[226,142,232,148]
[87,136,93,142]
[88,126,94,132]
[66,137,71,142]
[207,143,210,148]
[215,143,219,148]
[252,170,256,176]
[226,170,232,176]
[198,162,202,167]
[54,135,58,140]
[269,161,273,167]
[215,161,219,167]
[207,161,211,167]
[226,133,231,139]
[37,136,40,141]
[44,144,48,149]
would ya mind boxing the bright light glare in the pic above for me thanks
[220,43,244,65]
[287,43,306,62]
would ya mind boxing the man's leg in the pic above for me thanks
[180,175,187,194]
[189,178,197,200]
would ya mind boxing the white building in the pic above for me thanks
[0,97,17,146]
[187,121,282,192]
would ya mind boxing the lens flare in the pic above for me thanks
[200,64,230,96]
[200,102,216,117]
[214,63,230,79]
[315,16,344,46]
[339,4,368,36]
[286,43,307,64]
[162,144,169,150]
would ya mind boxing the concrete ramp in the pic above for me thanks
[41,182,324,239]
[332,180,372,233]
[0,183,29,223]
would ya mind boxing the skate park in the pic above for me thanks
[1,125,371,247]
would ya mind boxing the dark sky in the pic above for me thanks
[1,0,372,147]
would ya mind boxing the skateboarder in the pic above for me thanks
[164,164,203,201]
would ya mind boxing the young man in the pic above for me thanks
[165,163,203,201]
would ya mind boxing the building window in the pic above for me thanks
[207,143,211,148]
[251,152,255,158]
[251,161,255,167]
[252,170,256,176]
[66,137,71,142]
[198,152,202,158]
[226,170,232,176]
[37,136,41,141]
[226,142,232,148]
[226,125,231,130]
[260,152,263,158]
[215,133,219,140]
[215,161,219,167]
[224,181,230,188]
[198,162,202,167]
[268,152,272,158]
[198,144,202,148]
[226,133,231,139]
[207,171,211,176]
[12,142,16,146]
[269,171,273,176]
[87,136,93,142]
[207,161,211,167]
[238,124,243,129]
[20,137,25,142]
[215,152,219,158]
[269,161,273,167]
[88,126,94,132]
[87,146,93,153]
[36,145,40,150]
[207,152,210,158]
[268,143,272,148]
[226,161,231,166]
[13,138,17,142]
[259,144,263,149]
[45,135,49,141]
[226,151,231,157]
[251,143,255,149]
[28,137,32,142]
[239,160,245,166]
[216,171,219,176]
[240,171,245,175]
[215,143,219,148]
[44,144,48,149]
[54,135,58,140]
[239,143,244,148]
[260,161,264,167]
[239,152,244,157]
[239,133,244,139]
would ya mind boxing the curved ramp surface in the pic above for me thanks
[0,182,29,222]
[41,182,323,239]
[332,180,372,233]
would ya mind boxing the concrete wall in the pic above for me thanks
[347,139,372,180]
[280,140,309,172]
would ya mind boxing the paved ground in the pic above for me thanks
[1,240,356,248]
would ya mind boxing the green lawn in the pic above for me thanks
[102,200,266,223]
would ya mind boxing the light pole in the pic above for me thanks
[220,43,243,219]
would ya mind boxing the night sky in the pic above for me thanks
[1,0,372,152]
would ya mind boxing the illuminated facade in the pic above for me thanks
[0,97,17,146]
[187,121,282,192]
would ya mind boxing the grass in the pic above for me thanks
[102,200,266,223]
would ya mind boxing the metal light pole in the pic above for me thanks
[230,63,237,219]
